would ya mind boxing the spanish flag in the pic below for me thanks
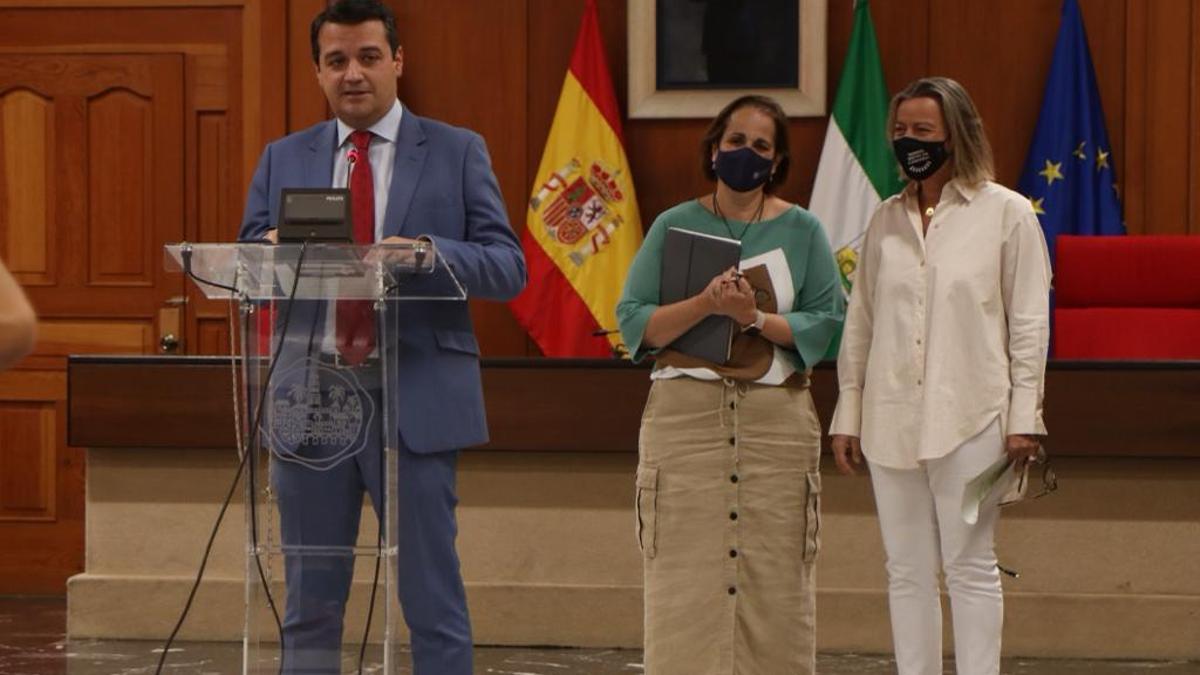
[509,0,642,357]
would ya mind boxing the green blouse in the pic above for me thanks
[616,199,845,375]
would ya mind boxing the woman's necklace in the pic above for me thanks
[919,184,938,218]
[712,191,766,241]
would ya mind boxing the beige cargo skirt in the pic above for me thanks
[636,376,822,675]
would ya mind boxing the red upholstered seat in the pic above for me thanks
[1054,235,1200,359]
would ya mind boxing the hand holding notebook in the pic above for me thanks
[659,227,742,364]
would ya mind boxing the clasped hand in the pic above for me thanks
[1005,434,1041,472]
[363,235,428,267]
[702,267,757,326]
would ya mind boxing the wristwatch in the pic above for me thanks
[741,309,766,335]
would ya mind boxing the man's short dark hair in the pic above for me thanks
[310,0,400,64]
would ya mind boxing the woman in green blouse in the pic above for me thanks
[616,94,844,675]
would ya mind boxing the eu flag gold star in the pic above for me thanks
[1028,196,1046,215]
[1039,159,1064,186]
[1096,148,1110,170]
[1073,141,1087,160]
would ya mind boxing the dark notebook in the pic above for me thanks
[660,227,742,364]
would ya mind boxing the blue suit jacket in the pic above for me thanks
[238,108,526,453]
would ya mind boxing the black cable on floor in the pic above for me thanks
[357,350,388,673]
[152,431,250,675]
[356,531,384,673]
[155,242,307,675]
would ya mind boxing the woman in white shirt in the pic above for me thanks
[830,77,1051,675]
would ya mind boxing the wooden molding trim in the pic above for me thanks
[67,356,1200,458]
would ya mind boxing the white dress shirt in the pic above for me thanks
[322,100,403,352]
[829,179,1052,469]
[333,98,403,239]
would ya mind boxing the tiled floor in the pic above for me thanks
[2,596,1198,674]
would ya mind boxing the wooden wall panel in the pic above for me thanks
[868,0,931,95]
[187,50,235,354]
[197,317,230,355]
[241,0,287,191]
[1142,0,1191,235]
[0,89,53,284]
[1157,0,1196,235]
[1078,0,1126,203]
[1123,0,1197,236]
[392,0,533,356]
[88,91,152,284]
[68,358,238,449]
[0,1,271,593]
[35,320,150,356]
[1123,0,1148,235]
[287,0,327,132]
[0,53,184,323]
[191,51,228,111]
[0,402,56,520]
[0,369,80,594]
[197,113,230,245]
[929,0,1059,187]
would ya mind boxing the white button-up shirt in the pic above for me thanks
[321,99,404,354]
[333,98,403,239]
[830,179,1052,469]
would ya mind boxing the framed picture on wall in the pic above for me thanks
[628,0,827,118]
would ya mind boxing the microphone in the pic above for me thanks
[591,328,627,359]
[347,147,360,166]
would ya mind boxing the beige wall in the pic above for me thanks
[68,448,1200,658]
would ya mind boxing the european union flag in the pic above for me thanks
[1017,0,1124,264]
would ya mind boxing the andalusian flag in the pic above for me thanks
[809,0,902,293]
[509,0,642,357]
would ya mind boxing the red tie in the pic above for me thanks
[335,130,377,365]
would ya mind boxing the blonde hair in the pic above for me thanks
[887,77,994,185]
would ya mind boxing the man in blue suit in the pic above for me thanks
[237,1,525,672]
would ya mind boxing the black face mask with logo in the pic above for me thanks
[892,136,949,182]
[714,147,774,192]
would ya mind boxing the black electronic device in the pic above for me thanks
[276,188,353,243]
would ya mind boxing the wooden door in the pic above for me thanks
[0,53,185,592]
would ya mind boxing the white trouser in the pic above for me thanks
[868,417,1006,675]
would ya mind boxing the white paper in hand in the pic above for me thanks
[962,455,1015,525]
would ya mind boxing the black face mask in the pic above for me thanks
[893,136,949,182]
[713,147,774,192]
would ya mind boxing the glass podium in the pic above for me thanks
[165,242,466,675]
